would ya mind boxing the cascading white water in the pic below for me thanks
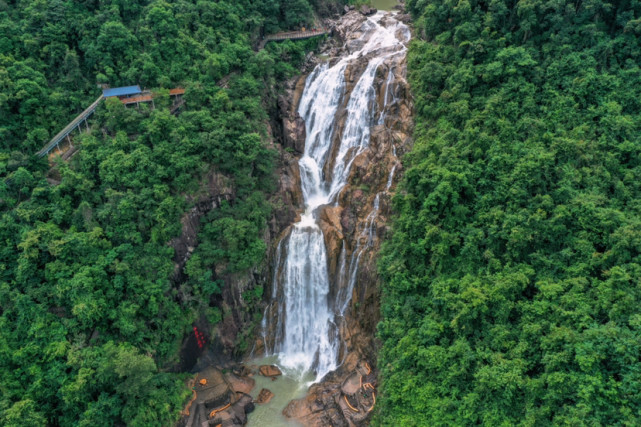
[265,12,410,383]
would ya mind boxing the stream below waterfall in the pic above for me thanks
[248,10,410,426]
[371,0,400,10]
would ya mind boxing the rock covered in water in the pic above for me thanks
[255,388,275,404]
[258,364,282,377]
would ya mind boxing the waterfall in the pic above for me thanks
[265,12,410,383]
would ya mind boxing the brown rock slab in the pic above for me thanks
[283,113,306,154]
[341,372,361,395]
[255,388,275,404]
[225,372,255,395]
[359,5,377,16]
[259,364,282,377]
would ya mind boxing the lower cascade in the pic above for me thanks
[263,10,410,387]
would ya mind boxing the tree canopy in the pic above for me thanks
[377,0,641,425]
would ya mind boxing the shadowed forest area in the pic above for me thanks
[377,0,641,425]
[0,0,340,425]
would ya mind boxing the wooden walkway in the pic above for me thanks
[259,29,327,49]
[37,88,186,158]
[37,96,103,158]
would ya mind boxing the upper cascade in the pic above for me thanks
[297,13,410,212]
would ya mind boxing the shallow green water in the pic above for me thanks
[245,356,313,427]
[370,0,399,10]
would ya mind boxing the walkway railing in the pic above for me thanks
[259,29,327,49]
[37,95,104,157]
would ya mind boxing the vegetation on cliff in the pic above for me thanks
[378,0,641,425]
[0,0,330,425]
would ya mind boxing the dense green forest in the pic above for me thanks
[378,0,641,425]
[0,0,334,425]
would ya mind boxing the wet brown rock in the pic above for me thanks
[340,206,357,236]
[359,5,377,16]
[396,13,411,23]
[319,205,345,277]
[255,388,275,404]
[225,371,255,395]
[278,94,290,115]
[283,113,306,154]
[319,206,344,249]
[271,153,303,234]
[253,338,265,357]
[282,382,347,427]
[282,358,377,427]
[259,365,282,377]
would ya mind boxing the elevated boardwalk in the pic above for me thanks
[37,87,186,158]
[259,29,327,49]
[37,96,103,158]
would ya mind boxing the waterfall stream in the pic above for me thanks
[263,12,409,385]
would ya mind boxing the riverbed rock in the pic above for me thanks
[259,365,282,377]
[255,388,275,404]
[359,5,377,16]
[319,205,345,278]
[225,371,255,394]
[282,359,377,426]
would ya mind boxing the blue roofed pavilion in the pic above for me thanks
[102,85,142,98]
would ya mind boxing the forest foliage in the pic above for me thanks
[0,0,328,425]
[377,0,641,425]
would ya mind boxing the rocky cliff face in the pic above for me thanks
[170,91,307,370]
[263,10,413,426]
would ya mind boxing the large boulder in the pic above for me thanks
[259,365,282,377]
[256,388,275,404]
[359,5,377,16]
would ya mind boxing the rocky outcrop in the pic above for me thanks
[179,367,255,427]
[258,365,283,377]
[170,170,234,284]
[279,77,308,156]
[282,113,306,154]
[359,5,377,16]
[269,76,307,236]
[255,388,275,404]
[282,358,377,426]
